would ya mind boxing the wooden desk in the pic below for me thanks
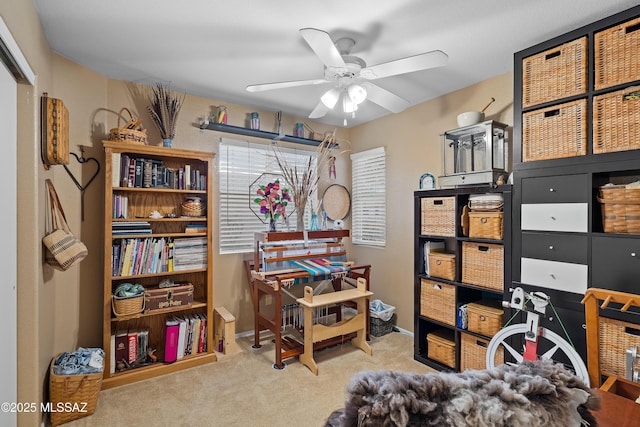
[593,376,640,427]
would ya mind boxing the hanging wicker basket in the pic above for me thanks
[109,107,147,145]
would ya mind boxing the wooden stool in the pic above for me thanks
[296,278,373,375]
[214,306,241,355]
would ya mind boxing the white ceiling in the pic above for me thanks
[33,0,637,128]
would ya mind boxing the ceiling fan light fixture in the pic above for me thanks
[343,93,358,113]
[320,88,340,109]
[347,84,367,105]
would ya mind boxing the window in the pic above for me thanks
[218,138,317,254]
[351,147,386,247]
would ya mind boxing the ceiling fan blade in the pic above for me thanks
[361,50,448,80]
[300,28,346,69]
[246,78,328,92]
[362,83,410,113]
[308,100,330,119]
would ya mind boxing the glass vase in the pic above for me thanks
[296,199,307,231]
[269,217,277,232]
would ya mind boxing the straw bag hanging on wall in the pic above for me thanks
[42,179,88,271]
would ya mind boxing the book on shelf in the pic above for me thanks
[111,153,121,187]
[164,319,180,363]
[185,224,207,234]
[127,330,138,364]
[114,329,128,367]
[184,165,191,190]
[176,317,187,360]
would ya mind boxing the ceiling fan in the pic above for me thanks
[246,28,448,123]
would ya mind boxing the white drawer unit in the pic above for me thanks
[521,258,588,294]
[521,203,588,232]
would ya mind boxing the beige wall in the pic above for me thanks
[348,73,514,331]
[4,4,513,425]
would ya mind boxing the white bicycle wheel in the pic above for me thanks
[485,323,590,387]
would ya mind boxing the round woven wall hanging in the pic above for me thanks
[322,184,351,220]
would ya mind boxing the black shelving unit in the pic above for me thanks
[511,5,640,364]
[413,184,512,371]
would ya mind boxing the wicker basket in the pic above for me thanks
[181,197,206,217]
[421,196,456,237]
[460,332,504,372]
[461,242,504,291]
[112,294,144,317]
[593,85,640,154]
[595,16,640,90]
[522,36,587,108]
[597,185,640,234]
[428,252,456,281]
[522,99,587,162]
[467,300,504,337]
[108,108,147,145]
[599,316,640,378]
[420,279,456,326]
[427,329,455,368]
[49,355,102,426]
[370,314,396,337]
[468,211,504,240]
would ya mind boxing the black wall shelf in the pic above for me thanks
[200,122,324,147]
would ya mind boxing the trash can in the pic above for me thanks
[369,299,396,337]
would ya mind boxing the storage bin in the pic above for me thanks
[593,86,640,154]
[595,16,640,90]
[144,283,194,313]
[49,355,102,426]
[462,242,504,291]
[468,211,503,240]
[467,300,504,337]
[522,36,587,108]
[597,185,640,234]
[421,196,456,237]
[420,279,456,326]
[522,99,587,162]
[370,299,396,337]
[428,252,456,281]
[427,328,455,368]
[460,332,504,371]
[599,317,640,379]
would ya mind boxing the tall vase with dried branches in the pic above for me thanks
[273,132,336,231]
[146,83,185,148]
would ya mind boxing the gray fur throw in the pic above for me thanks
[325,360,599,427]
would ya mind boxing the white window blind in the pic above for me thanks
[351,147,386,247]
[218,138,317,254]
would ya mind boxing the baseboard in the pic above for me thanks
[237,326,414,340]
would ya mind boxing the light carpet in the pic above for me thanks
[65,331,434,427]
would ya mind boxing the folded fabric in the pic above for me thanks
[54,347,104,375]
[114,282,145,298]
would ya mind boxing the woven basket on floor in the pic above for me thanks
[49,356,102,426]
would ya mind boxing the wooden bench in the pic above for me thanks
[297,277,373,375]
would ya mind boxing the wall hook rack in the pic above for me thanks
[63,145,100,221]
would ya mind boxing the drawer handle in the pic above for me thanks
[434,284,441,290]
[436,260,442,265]
[481,217,488,224]
[479,315,486,321]
[549,216,556,221]
[549,188,555,192]
[632,253,637,257]
[548,245,554,250]
[549,273,556,279]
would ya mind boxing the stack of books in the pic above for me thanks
[173,237,207,271]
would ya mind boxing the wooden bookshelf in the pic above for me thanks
[102,141,216,389]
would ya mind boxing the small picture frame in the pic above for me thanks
[419,173,435,190]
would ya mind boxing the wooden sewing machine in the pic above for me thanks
[244,229,372,370]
